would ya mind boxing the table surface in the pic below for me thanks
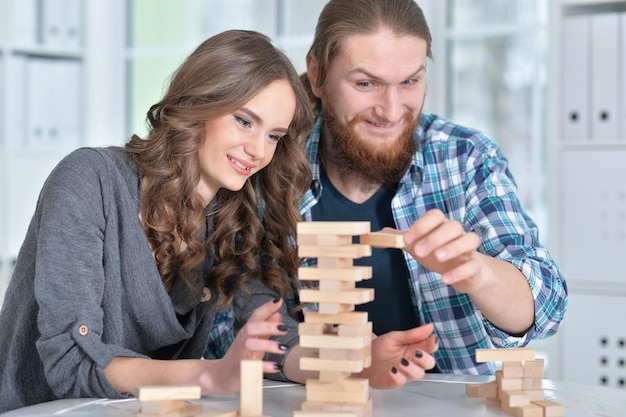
[2,375,626,417]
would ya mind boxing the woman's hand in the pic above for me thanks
[357,322,439,389]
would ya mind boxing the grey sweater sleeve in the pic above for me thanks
[32,149,146,399]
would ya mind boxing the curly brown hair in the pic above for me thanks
[125,30,313,305]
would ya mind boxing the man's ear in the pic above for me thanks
[306,53,324,99]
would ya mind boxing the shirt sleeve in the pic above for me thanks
[464,136,568,346]
[32,149,147,399]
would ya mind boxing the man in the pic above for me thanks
[207,0,567,379]
[296,0,567,375]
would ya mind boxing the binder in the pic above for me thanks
[621,12,626,140]
[5,55,28,149]
[41,0,65,46]
[8,0,37,45]
[562,15,590,140]
[26,58,50,148]
[590,12,620,140]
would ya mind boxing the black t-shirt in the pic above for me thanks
[311,170,419,336]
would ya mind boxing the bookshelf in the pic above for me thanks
[547,0,626,388]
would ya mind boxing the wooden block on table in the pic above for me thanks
[359,231,405,248]
[306,378,369,393]
[140,400,186,414]
[300,288,374,305]
[532,399,565,417]
[304,311,368,326]
[522,377,543,390]
[298,266,372,282]
[293,412,356,417]
[500,390,530,408]
[306,387,369,405]
[297,221,371,236]
[240,360,263,417]
[465,381,497,398]
[523,358,545,379]
[525,389,545,401]
[298,245,371,259]
[475,348,535,363]
[194,410,238,417]
[298,234,353,246]
[501,403,543,417]
[137,385,201,401]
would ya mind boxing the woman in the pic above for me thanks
[0,30,313,412]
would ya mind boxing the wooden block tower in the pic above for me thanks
[466,348,565,417]
[294,221,379,417]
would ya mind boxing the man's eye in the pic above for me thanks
[357,81,373,88]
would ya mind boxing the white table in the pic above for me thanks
[2,375,625,417]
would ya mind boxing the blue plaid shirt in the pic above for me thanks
[205,113,568,375]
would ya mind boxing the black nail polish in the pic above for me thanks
[277,324,288,331]
[391,367,397,374]
[273,363,282,370]
[401,358,409,367]
[278,344,289,351]
[273,296,281,303]
[415,350,423,358]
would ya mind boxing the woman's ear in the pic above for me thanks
[306,53,323,99]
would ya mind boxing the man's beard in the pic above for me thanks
[321,98,419,192]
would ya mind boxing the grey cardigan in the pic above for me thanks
[0,147,298,412]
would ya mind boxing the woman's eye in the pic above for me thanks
[268,133,282,143]
[235,116,251,128]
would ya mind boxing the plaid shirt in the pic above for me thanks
[206,113,568,375]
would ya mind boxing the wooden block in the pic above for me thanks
[318,303,355,315]
[475,348,535,363]
[304,311,368,326]
[336,322,372,338]
[298,266,372,282]
[306,387,369,405]
[317,257,354,268]
[300,357,364,373]
[319,280,356,292]
[300,334,371,350]
[522,377,543,390]
[496,371,522,390]
[359,232,405,248]
[300,397,372,417]
[500,390,530,408]
[318,370,352,382]
[194,411,238,417]
[137,385,201,401]
[306,378,368,393]
[240,360,262,416]
[502,361,524,378]
[532,400,565,417]
[523,358,545,378]
[293,412,356,417]
[298,234,353,246]
[298,245,371,259]
[298,322,328,336]
[465,381,497,398]
[297,221,371,236]
[501,403,543,417]
[525,389,545,401]
[300,288,374,305]
[141,400,186,414]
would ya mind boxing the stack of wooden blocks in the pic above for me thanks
[135,360,266,417]
[293,221,402,417]
[466,347,565,417]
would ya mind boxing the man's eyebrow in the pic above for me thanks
[240,107,289,134]
[349,64,426,81]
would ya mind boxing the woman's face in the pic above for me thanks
[196,79,296,204]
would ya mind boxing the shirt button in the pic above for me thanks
[78,324,89,336]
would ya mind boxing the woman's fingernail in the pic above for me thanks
[415,350,423,358]
[391,367,398,374]
[432,335,439,344]
[401,358,409,367]
[278,344,289,351]
[273,296,281,303]
[277,324,288,331]
[273,363,282,370]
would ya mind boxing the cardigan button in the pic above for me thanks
[78,324,89,336]
[200,287,211,302]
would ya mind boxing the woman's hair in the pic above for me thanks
[126,30,313,304]
[300,0,433,115]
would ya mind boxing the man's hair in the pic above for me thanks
[126,30,313,303]
[301,0,432,114]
